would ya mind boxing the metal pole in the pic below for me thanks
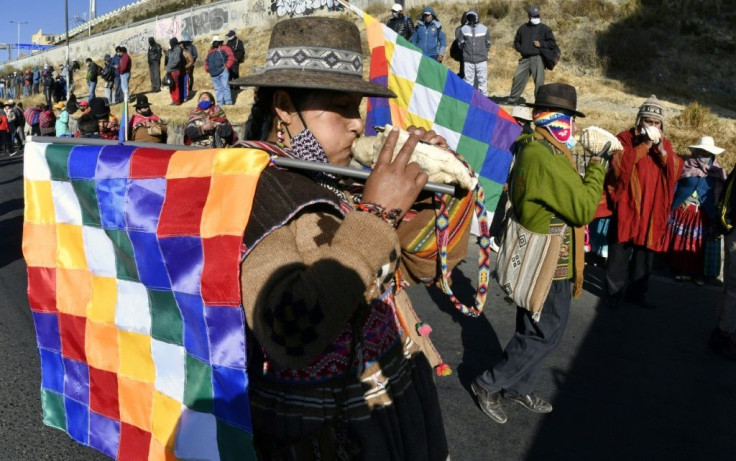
[65,0,71,101]
[28,136,459,196]
[9,21,28,60]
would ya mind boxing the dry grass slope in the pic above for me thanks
[13,0,736,167]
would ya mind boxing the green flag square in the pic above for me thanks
[217,421,256,461]
[71,180,102,227]
[456,135,490,171]
[478,176,504,212]
[46,144,73,181]
[149,290,184,346]
[41,389,67,431]
[184,354,213,412]
[434,95,470,134]
[104,229,139,282]
[415,56,447,93]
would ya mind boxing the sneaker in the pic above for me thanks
[503,392,553,413]
[471,379,507,424]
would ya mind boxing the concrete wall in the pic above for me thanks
[5,0,480,70]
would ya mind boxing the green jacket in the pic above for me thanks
[510,129,605,277]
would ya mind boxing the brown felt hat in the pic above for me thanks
[527,83,585,117]
[231,17,395,98]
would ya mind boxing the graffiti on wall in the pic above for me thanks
[155,17,182,40]
[119,30,152,54]
[180,7,230,38]
[241,0,268,27]
[270,0,343,17]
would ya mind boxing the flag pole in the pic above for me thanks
[28,136,458,196]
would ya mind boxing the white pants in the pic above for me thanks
[463,61,488,96]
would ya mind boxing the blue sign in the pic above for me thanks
[16,43,54,51]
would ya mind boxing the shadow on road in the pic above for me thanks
[0,214,23,269]
[524,263,736,461]
[426,269,505,393]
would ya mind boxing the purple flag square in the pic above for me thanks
[40,348,64,393]
[33,311,62,352]
[212,365,252,431]
[63,357,90,405]
[89,413,120,458]
[96,145,135,179]
[205,306,247,369]
[175,291,210,361]
[159,236,203,295]
[125,178,166,233]
[65,397,89,444]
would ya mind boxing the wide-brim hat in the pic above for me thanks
[689,136,724,155]
[526,83,585,117]
[133,94,151,109]
[53,101,66,110]
[231,17,395,99]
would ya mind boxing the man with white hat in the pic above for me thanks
[604,95,683,309]
[204,35,236,106]
[386,3,414,40]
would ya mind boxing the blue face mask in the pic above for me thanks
[197,100,212,110]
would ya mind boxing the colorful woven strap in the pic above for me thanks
[433,182,491,317]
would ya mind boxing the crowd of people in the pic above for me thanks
[6,6,736,457]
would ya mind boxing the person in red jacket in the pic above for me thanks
[604,95,683,309]
[0,105,10,154]
[204,35,236,106]
[118,46,132,103]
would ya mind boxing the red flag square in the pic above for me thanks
[59,313,87,362]
[129,147,177,179]
[118,422,152,461]
[201,235,242,306]
[89,366,120,420]
[27,266,57,312]
[157,177,211,237]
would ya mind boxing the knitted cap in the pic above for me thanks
[638,95,664,122]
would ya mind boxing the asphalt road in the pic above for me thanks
[1,150,735,460]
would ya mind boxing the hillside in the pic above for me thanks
[12,0,736,167]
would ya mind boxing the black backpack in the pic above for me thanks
[100,64,114,82]
[539,45,560,70]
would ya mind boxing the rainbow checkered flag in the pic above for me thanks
[356,6,521,209]
[22,140,268,460]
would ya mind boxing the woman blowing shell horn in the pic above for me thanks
[233,17,449,460]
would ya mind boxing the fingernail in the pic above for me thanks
[391,127,399,132]
[413,129,422,136]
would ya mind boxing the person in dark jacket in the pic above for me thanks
[225,30,246,101]
[204,35,236,106]
[386,3,414,41]
[42,70,55,107]
[110,46,122,104]
[410,6,446,62]
[506,6,557,105]
[147,37,162,92]
[85,58,99,102]
[455,10,491,96]
[180,36,198,94]
[165,38,185,105]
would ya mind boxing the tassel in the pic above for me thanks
[416,322,433,337]
[435,363,452,377]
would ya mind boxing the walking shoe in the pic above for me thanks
[503,392,553,414]
[471,379,507,424]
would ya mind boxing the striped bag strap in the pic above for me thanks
[433,181,491,317]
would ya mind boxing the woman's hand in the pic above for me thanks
[362,127,429,219]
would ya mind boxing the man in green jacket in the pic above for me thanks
[472,83,606,424]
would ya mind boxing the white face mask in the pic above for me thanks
[530,17,541,25]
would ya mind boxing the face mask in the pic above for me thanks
[534,111,574,145]
[530,17,541,25]
[423,15,432,24]
[288,128,338,182]
[197,100,212,110]
[392,11,399,18]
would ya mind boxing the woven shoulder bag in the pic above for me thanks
[496,210,566,321]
